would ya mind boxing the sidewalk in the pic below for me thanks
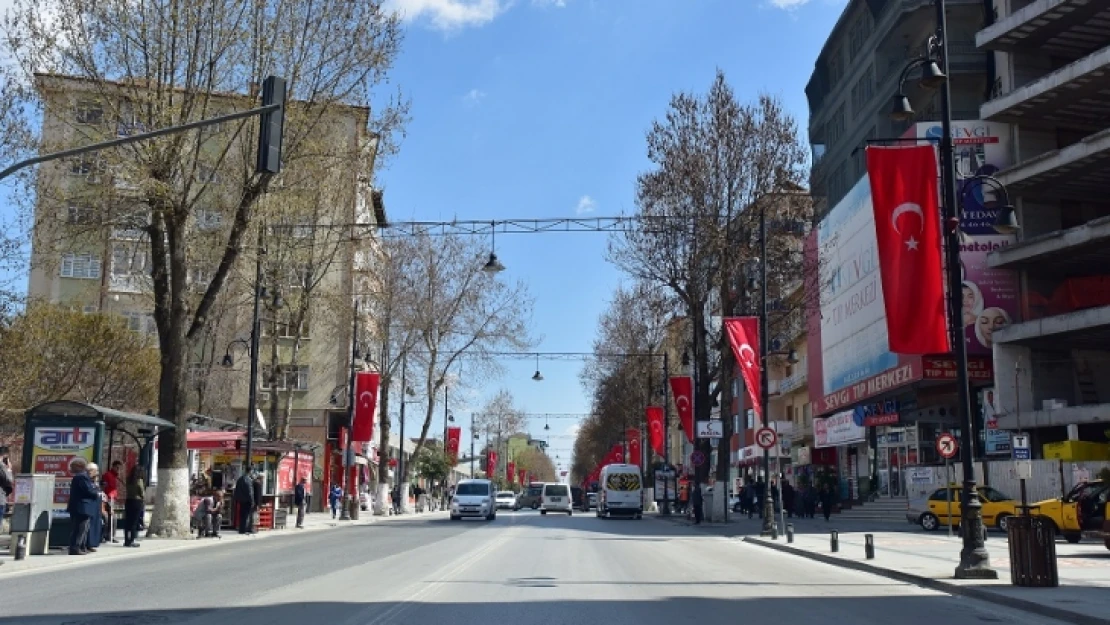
[0,507,446,578]
[649,508,923,538]
[743,530,1110,625]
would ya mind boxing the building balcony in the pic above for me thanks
[989,214,1110,274]
[980,45,1110,131]
[995,304,1110,351]
[992,126,1110,203]
[977,0,1110,61]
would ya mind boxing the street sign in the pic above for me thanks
[696,420,724,439]
[1014,460,1033,479]
[755,427,777,450]
[935,432,958,459]
[1011,434,1031,460]
[690,450,706,467]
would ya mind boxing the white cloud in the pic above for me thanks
[575,195,596,214]
[384,0,509,31]
[462,88,486,106]
[533,0,567,7]
[768,0,812,8]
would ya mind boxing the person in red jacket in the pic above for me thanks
[101,461,123,543]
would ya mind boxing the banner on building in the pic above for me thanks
[669,376,695,443]
[351,372,380,443]
[814,411,866,448]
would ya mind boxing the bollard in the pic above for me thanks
[864,533,875,559]
[14,533,27,561]
[786,523,795,543]
[771,520,779,540]
[830,530,839,553]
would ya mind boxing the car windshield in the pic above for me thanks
[545,485,569,497]
[496,492,514,498]
[455,483,489,496]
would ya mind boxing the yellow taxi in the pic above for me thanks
[915,484,1019,532]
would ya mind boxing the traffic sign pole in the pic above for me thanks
[1011,433,1032,515]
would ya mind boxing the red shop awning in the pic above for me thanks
[187,431,245,450]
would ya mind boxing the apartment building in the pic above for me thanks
[977,0,1110,455]
[807,0,990,211]
[26,74,383,462]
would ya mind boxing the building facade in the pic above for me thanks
[978,0,1110,457]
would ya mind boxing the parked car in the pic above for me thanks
[571,486,585,511]
[494,491,517,510]
[908,484,1018,532]
[450,479,496,521]
[540,483,573,515]
[1029,479,1108,547]
[586,492,598,510]
[517,482,544,509]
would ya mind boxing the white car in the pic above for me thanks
[450,479,496,521]
[540,483,573,515]
[494,491,517,510]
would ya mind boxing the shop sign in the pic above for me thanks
[792,445,811,466]
[811,360,921,416]
[852,399,901,427]
[814,411,866,448]
[922,356,994,382]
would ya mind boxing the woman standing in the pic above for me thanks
[86,463,104,551]
[123,465,145,547]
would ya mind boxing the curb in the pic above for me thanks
[741,537,1110,625]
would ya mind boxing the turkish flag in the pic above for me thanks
[518,468,526,484]
[445,426,462,465]
[866,145,950,354]
[724,317,762,419]
[646,406,665,456]
[507,461,516,483]
[351,372,379,443]
[487,450,498,477]
[669,376,694,443]
[626,428,641,467]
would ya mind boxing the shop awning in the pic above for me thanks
[187,431,245,450]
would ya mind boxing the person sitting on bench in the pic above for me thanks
[193,491,224,538]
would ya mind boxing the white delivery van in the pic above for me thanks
[597,464,643,519]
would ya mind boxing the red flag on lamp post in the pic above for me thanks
[866,145,950,354]
[506,461,516,484]
[445,426,462,465]
[669,376,694,444]
[351,372,379,443]
[626,428,642,467]
[486,450,498,477]
[646,406,665,456]
[724,317,763,420]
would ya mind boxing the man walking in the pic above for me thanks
[294,478,307,529]
[0,455,14,534]
[691,481,704,525]
[233,471,254,534]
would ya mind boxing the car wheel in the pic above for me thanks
[531,502,539,510]
[567,510,573,516]
[487,513,496,521]
[920,513,940,531]
[996,513,1011,532]
[1065,532,1081,544]
[541,510,547,515]
[450,515,460,521]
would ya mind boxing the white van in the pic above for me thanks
[450,479,496,521]
[597,464,643,519]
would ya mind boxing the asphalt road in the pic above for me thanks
[1,510,1074,625]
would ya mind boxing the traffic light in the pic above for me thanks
[256,76,286,175]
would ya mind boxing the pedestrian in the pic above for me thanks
[755,477,766,518]
[782,479,795,518]
[86,463,105,551]
[66,457,99,555]
[294,478,307,528]
[123,464,145,547]
[770,478,781,516]
[820,483,834,522]
[101,460,122,543]
[330,483,342,519]
[233,471,254,534]
[250,473,263,533]
[691,482,704,525]
[0,455,13,534]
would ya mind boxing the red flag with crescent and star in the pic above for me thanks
[351,372,380,443]
[626,428,641,467]
[445,426,462,465]
[486,450,498,477]
[669,376,695,444]
[724,317,763,420]
[646,406,664,457]
[518,468,526,484]
[506,461,516,484]
[866,145,950,354]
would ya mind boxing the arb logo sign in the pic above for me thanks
[35,427,95,449]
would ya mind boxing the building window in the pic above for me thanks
[69,157,105,181]
[111,243,150,277]
[263,318,310,339]
[82,304,98,314]
[121,311,156,335]
[75,100,104,125]
[66,204,96,225]
[195,209,223,231]
[197,165,221,184]
[60,253,101,279]
[262,364,310,391]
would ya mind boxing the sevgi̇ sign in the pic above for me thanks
[695,420,723,439]
[814,411,866,448]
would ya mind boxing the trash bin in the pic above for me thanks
[1007,515,1059,587]
[11,474,56,557]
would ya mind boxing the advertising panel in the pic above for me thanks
[806,176,921,416]
[982,387,1010,455]
[901,121,1019,356]
[814,411,866,448]
[29,425,100,518]
[276,453,316,494]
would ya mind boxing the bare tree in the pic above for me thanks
[474,389,527,478]
[1,0,406,536]
[609,71,811,517]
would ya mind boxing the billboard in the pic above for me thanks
[29,425,100,519]
[902,121,1019,355]
[806,176,921,416]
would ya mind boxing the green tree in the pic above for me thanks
[412,447,452,486]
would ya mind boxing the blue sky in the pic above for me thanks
[381,0,849,472]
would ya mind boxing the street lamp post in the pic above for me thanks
[758,200,775,537]
[470,414,478,476]
[339,301,360,522]
[889,0,995,579]
[397,351,408,513]
[661,351,671,515]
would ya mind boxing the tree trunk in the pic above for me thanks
[374,371,392,516]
